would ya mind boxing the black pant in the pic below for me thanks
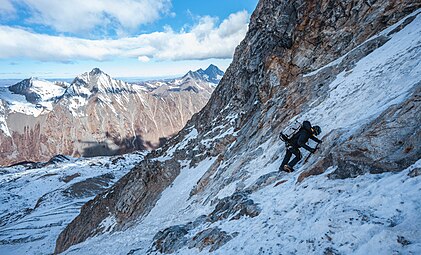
[281,147,302,168]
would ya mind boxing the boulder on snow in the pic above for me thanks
[62,173,114,198]
[187,227,238,252]
[150,191,260,253]
[151,225,190,254]
[408,168,421,178]
[208,191,261,222]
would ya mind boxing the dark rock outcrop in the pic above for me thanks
[54,159,181,254]
[149,192,259,253]
[187,227,237,252]
[208,191,261,222]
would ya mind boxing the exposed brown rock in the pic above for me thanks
[60,173,81,183]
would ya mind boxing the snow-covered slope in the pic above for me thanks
[59,161,421,255]
[0,78,66,117]
[0,152,145,255]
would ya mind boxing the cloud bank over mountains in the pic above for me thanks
[0,0,250,63]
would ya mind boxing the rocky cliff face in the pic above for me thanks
[55,1,421,254]
[0,66,222,166]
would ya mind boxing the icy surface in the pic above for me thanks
[299,13,421,136]
[211,161,421,255]
[63,157,218,255]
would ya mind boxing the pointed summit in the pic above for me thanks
[205,64,221,73]
[89,68,104,76]
[204,65,224,84]
[73,68,108,84]
[65,68,131,99]
[181,65,224,85]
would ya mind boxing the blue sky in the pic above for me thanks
[0,0,258,79]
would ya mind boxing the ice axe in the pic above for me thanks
[303,143,320,164]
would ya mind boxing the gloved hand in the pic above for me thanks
[318,140,323,144]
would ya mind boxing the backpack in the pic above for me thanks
[279,120,313,142]
[279,121,302,142]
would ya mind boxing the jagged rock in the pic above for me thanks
[150,216,207,254]
[408,168,421,178]
[151,225,189,254]
[187,227,238,252]
[47,154,71,165]
[149,191,259,253]
[183,0,421,198]
[208,191,261,222]
[150,225,237,254]
[324,247,340,255]
[60,173,81,183]
[397,235,411,246]
[62,173,114,198]
[54,159,181,254]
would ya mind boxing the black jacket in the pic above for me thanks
[289,122,321,152]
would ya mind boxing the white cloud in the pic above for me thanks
[137,56,150,62]
[8,0,171,35]
[0,10,250,61]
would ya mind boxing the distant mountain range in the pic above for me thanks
[0,65,224,166]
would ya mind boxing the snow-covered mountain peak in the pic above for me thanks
[73,68,111,87]
[65,68,131,98]
[5,77,65,107]
[204,64,224,83]
[89,67,104,76]
[0,66,217,165]
[181,65,224,85]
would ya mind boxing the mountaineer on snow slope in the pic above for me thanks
[280,120,322,172]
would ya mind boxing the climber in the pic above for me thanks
[280,120,322,172]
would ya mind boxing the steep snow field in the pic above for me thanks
[300,12,421,134]
[57,11,421,255]
[0,153,145,255]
